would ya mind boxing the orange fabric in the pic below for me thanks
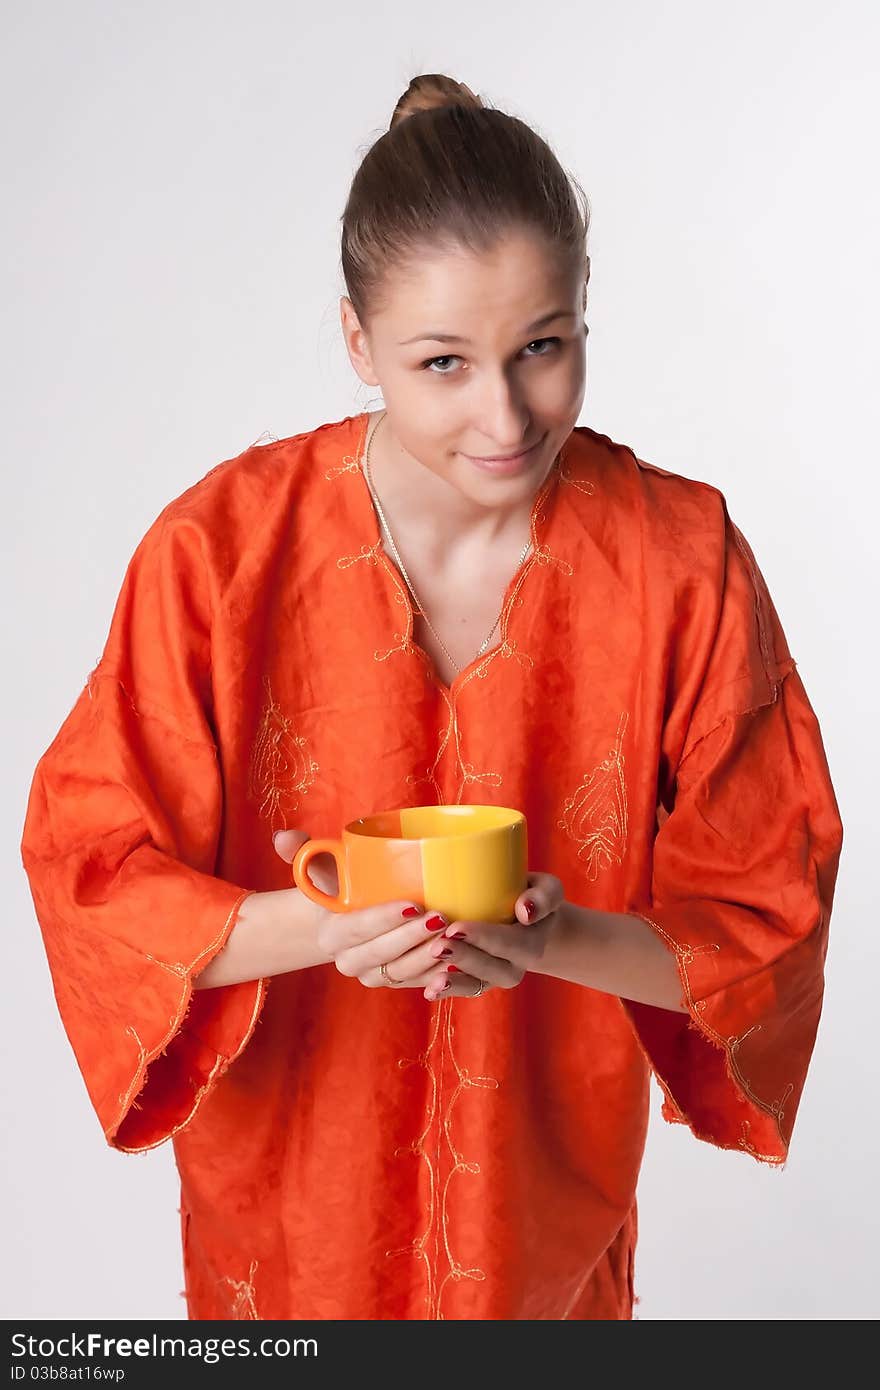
[20,413,843,1320]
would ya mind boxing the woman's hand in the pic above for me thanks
[274,831,565,1001]
[272,829,473,992]
[423,871,567,1001]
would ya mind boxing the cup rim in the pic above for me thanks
[346,804,524,842]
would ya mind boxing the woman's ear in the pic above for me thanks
[339,297,380,387]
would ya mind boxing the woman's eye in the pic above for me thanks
[424,355,459,374]
[523,337,561,356]
[422,337,561,375]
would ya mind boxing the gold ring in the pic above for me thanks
[471,978,486,999]
[379,961,405,988]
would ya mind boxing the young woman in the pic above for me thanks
[21,73,843,1321]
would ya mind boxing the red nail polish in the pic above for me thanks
[446,964,462,973]
[523,899,536,920]
[401,906,421,918]
[449,932,467,940]
[434,947,453,958]
[425,915,447,931]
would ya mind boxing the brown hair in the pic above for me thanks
[340,73,591,328]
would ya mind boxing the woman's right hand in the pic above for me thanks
[273,829,456,994]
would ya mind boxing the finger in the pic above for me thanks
[513,873,564,925]
[418,942,522,998]
[369,955,448,991]
[333,905,446,955]
[272,828,309,863]
[437,941,523,989]
[275,829,339,895]
[337,911,454,982]
[440,919,543,966]
[423,967,489,1002]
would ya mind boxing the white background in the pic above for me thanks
[4,0,877,1320]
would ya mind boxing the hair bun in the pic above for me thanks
[390,74,483,129]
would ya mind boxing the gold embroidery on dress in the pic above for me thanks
[729,1025,794,1144]
[249,676,319,835]
[435,1002,499,1313]
[111,894,267,1153]
[404,467,564,798]
[738,1119,788,1164]
[387,998,499,1319]
[354,425,566,1316]
[559,458,596,496]
[445,681,504,802]
[480,551,540,677]
[484,636,534,675]
[630,913,789,1161]
[221,1259,260,1319]
[142,956,192,1031]
[118,1026,147,1111]
[325,449,362,482]
[144,955,189,980]
[407,672,507,806]
[372,559,421,665]
[391,656,515,1313]
[559,712,630,878]
[369,443,564,684]
[386,1006,442,1315]
[405,660,498,804]
[532,542,574,576]
[337,539,384,570]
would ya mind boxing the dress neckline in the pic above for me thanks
[348,410,567,700]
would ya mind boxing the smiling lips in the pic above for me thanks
[463,436,544,475]
[473,443,540,460]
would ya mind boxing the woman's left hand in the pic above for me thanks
[423,871,566,1001]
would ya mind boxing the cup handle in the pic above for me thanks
[291,838,348,912]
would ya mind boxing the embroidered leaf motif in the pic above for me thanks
[249,677,318,834]
[222,1260,259,1319]
[559,712,629,880]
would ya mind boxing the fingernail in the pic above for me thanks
[425,914,447,931]
[446,931,467,941]
[431,946,453,959]
[523,899,536,921]
[401,906,422,918]
[446,964,462,973]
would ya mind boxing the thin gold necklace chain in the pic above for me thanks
[362,411,532,675]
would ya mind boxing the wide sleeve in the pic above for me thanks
[20,505,268,1154]
[621,505,844,1165]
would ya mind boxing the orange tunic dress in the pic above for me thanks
[20,412,843,1320]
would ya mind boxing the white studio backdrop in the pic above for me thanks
[3,0,876,1321]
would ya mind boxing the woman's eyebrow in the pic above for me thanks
[398,309,576,346]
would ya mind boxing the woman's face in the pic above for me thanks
[341,229,588,511]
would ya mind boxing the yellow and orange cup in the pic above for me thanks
[291,804,528,924]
